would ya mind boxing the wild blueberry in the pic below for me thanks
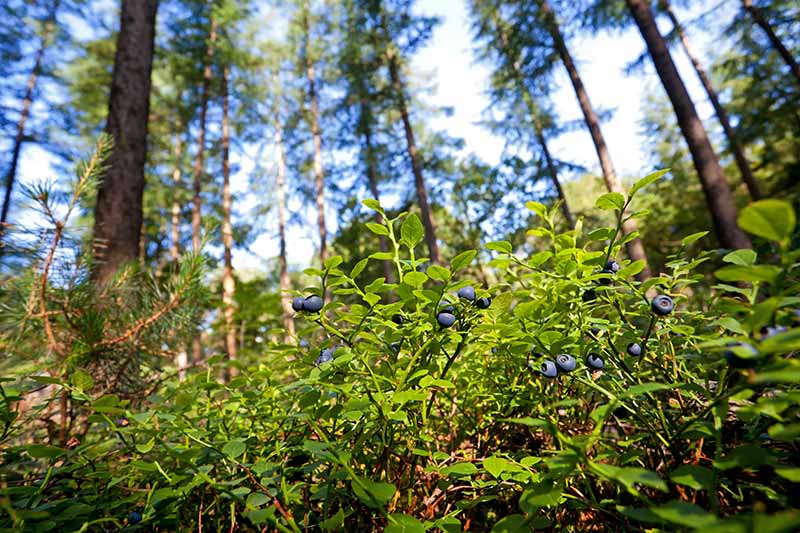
[439,304,455,314]
[291,296,305,312]
[582,289,597,302]
[315,347,335,366]
[586,353,604,370]
[392,313,404,325]
[437,312,456,328]
[651,294,675,316]
[626,342,642,357]
[115,416,130,427]
[390,342,401,353]
[457,286,476,301]
[475,297,491,309]
[724,342,759,368]
[589,327,600,337]
[128,511,142,524]
[556,354,577,372]
[761,325,788,339]
[540,360,558,378]
[605,260,621,273]
[303,295,324,313]
[597,269,614,285]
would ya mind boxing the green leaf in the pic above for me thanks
[400,214,424,248]
[629,169,669,197]
[246,492,270,508]
[592,463,667,493]
[324,255,343,269]
[486,241,512,254]
[714,444,776,470]
[451,250,477,272]
[319,508,345,530]
[426,265,451,282]
[738,199,795,243]
[352,476,396,509]
[441,462,477,477]
[362,198,384,213]
[136,438,155,454]
[222,439,246,459]
[483,456,510,478]
[403,271,427,288]
[759,329,800,354]
[715,265,781,284]
[595,192,625,211]
[491,514,528,533]
[25,444,65,459]
[617,260,645,278]
[386,514,426,533]
[682,231,709,246]
[350,258,369,278]
[723,249,757,266]
[712,317,747,335]
[775,467,800,482]
[370,252,393,260]
[71,369,93,392]
[519,479,562,512]
[650,501,720,528]
[669,465,713,491]
[525,201,547,218]
[366,222,389,236]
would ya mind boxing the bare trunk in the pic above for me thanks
[92,0,159,283]
[540,0,651,278]
[191,15,217,252]
[170,130,182,263]
[535,127,574,229]
[627,0,751,250]
[361,104,394,282]
[303,7,328,265]
[275,123,296,342]
[663,2,761,200]
[1,0,60,245]
[221,67,237,377]
[742,0,800,87]
[387,55,441,264]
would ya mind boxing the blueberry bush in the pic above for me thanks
[1,169,799,531]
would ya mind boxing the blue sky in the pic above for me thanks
[12,0,736,273]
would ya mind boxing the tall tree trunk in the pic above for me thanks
[92,0,159,283]
[387,53,441,264]
[534,126,574,229]
[303,6,328,265]
[742,0,800,87]
[627,0,752,250]
[1,0,61,245]
[170,129,182,264]
[361,103,395,282]
[662,1,761,200]
[191,15,217,252]
[275,123,296,342]
[540,0,652,278]
[221,67,237,377]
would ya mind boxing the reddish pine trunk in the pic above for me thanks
[627,0,751,250]
[540,0,652,278]
[221,67,237,377]
[663,1,761,200]
[742,0,800,87]
[275,123,296,342]
[92,0,159,283]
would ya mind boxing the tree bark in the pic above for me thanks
[92,0,159,283]
[170,130,182,264]
[221,67,237,377]
[361,103,395,282]
[742,0,800,87]
[303,5,328,265]
[540,0,652,278]
[627,0,751,250]
[1,0,61,242]
[275,123,296,342]
[191,15,217,252]
[387,53,441,264]
[662,1,761,200]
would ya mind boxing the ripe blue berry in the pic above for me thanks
[761,325,787,339]
[315,347,335,366]
[475,297,491,309]
[606,260,620,273]
[724,342,759,368]
[303,295,324,313]
[390,342,401,353]
[437,312,456,328]
[457,286,476,301]
[291,296,305,312]
[128,511,142,524]
[556,354,577,372]
[115,416,130,427]
[627,343,642,357]
[392,314,404,325]
[540,360,558,378]
[597,269,614,285]
[439,304,455,314]
[651,294,675,316]
[586,353,604,369]
[582,289,597,302]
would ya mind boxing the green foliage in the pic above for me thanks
[2,172,799,531]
